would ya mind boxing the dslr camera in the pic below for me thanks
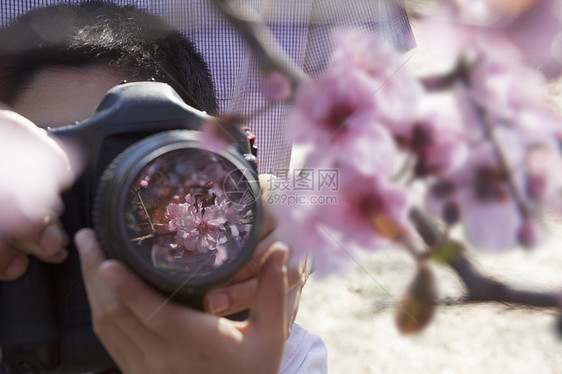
[0,82,262,374]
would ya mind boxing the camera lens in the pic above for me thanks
[94,130,261,302]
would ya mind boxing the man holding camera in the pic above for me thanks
[0,1,415,373]
[0,2,328,373]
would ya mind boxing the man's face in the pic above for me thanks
[12,64,128,128]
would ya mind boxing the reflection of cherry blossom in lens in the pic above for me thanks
[166,193,246,253]
[124,150,254,275]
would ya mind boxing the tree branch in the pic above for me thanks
[210,0,308,90]
[410,207,560,308]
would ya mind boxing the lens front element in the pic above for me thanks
[95,131,261,300]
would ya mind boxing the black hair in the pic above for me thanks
[0,1,217,114]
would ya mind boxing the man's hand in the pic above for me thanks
[203,174,311,330]
[0,109,72,280]
[76,228,288,374]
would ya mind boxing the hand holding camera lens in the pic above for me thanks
[204,174,311,332]
[75,228,289,374]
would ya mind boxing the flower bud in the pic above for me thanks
[395,263,436,334]
[526,174,547,200]
[263,71,292,102]
[517,220,540,249]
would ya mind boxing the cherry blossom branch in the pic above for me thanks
[419,61,467,92]
[210,0,308,90]
[421,60,531,224]
[132,184,170,244]
[409,207,560,308]
[135,184,156,233]
[473,101,531,220]
[130,230,176,244]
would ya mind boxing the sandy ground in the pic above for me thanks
[294,21,562,374]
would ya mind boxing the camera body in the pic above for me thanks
[0,82,261,374]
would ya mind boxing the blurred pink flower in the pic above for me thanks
[459,188,523,249]
[417,132,469,178]
[436,0,560,79]
[499,0,562,78]
[273,167,412,277]
[404,113,469,178]
[525,145,562,215]
[426,130,538,250]
[287,70,397,176]
[330,27,403,79]
[329,27,424,136]
[323,168,413,250]
[263,71,292,101]
[198,120,231,153]
[166,194,228,253]
[517,219,542,249]
[468,39,549,127]
[273,196,350,279]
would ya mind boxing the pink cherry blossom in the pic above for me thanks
[166,194,228,253]
[274,7,562,278]
[425,127,545,250]
[273,194,351,279]
[198,120,231,153]
[322,168,413,251]
[525,145,562,215]
[272,167,413,277]
[263,70,292,101]
[517,219,542,249]
[400,110,469,178]
[214,194,250,237]
[329,27,424,136]
[286,70,397,177]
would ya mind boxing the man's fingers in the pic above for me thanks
[0,246,29,280]
[205,277,258,315]
[260,199,277,240]
[35,248,68,264]
[258,174,278,240]
[75,229,124,324]
[5,218,68,263]
[228,233,305,294]
[75,228,106,281]
[229,233,277,284]
[75,228,163,372]
[98,258,218,340]
[91,310,148,374]
[249,241,288,342]
[89,268,165,374]
[39,219,68,253]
